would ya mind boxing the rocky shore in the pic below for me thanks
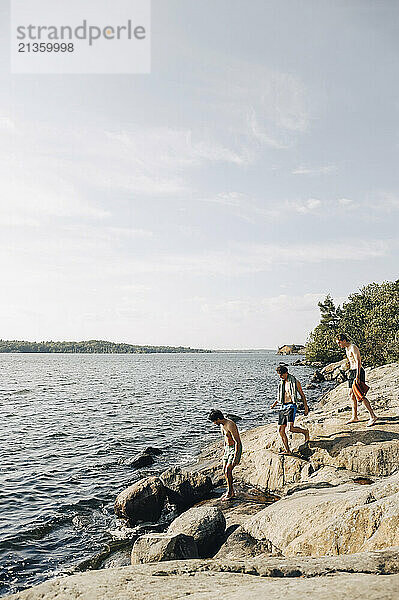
[7,363,399,599]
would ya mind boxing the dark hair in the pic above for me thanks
[208,409,224,422]
[276,365,288,375]
[336,333,349,342]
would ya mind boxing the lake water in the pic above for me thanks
[0,351,317,597]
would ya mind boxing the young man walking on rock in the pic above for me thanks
[336,333,377,427]
[271,366,310,455]
[208,410,242,500]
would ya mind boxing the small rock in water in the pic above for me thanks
[306,384,317,390]
[128,453,154,469]
[143,446,163,456]
[311,370,325,383]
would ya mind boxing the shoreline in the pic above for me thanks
[5,361,399,599]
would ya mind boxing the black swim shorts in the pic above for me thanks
[348,367,365,388]
[278,404,297,425]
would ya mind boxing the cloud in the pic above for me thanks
[0,119,111,224]
[200,293,325,318]
[0,116,254,230]
[0,174,110,221]
[198,60,310,151]
[337,192,399,214]
[199,188,399,224]
[375,192,399,210]
[289,198,322,214]
[202,193,325,221]
[247,109,291,149]
[0,115,15,130]
[338,197,354,206]
[122,239,389,277]
[205,192,246,208]
[200,192,281,222]
[105,127,251,170]
[292,164,336,175]
[105,227,154,239]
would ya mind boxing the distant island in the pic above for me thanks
[277,344,305,355]
[0,340,211,354]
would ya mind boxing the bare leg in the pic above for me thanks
[279,424,292,454]
[220,462,228,499]
[221,464,235,499]
[362,397,377,425]
[346,390,360,423]
[289,423,310,443]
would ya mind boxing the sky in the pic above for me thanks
[0,0,398,349]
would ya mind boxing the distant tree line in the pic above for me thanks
[305,280,399,367]
[0,340,211,354]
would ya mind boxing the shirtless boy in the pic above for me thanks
[336,334,377,426]
[208,410,242,500]
[271,366,310,455]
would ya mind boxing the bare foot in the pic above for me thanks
[346,418,360,424]
[367,417,377,427]
[220,493,235,501]
[279,450,293,456]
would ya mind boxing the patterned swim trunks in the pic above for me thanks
[223,444,242,465]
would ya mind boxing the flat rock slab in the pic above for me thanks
[6,556,399,600]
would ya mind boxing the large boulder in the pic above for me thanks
[160,467,213,508]
[167,505,226,557]
[131,533,199,564]
[241,471,399,556]
[114,476,166,525]
[215,526,276,559]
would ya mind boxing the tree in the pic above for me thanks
[339,280,399,366]
[305,295,342,363]
[305,280,399,366]
[318,294,342,330]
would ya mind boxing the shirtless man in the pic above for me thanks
[336,333,377,426]
[208,409,242,500]
[271,366,310,455]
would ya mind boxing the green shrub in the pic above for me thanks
[305,281,399,366]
